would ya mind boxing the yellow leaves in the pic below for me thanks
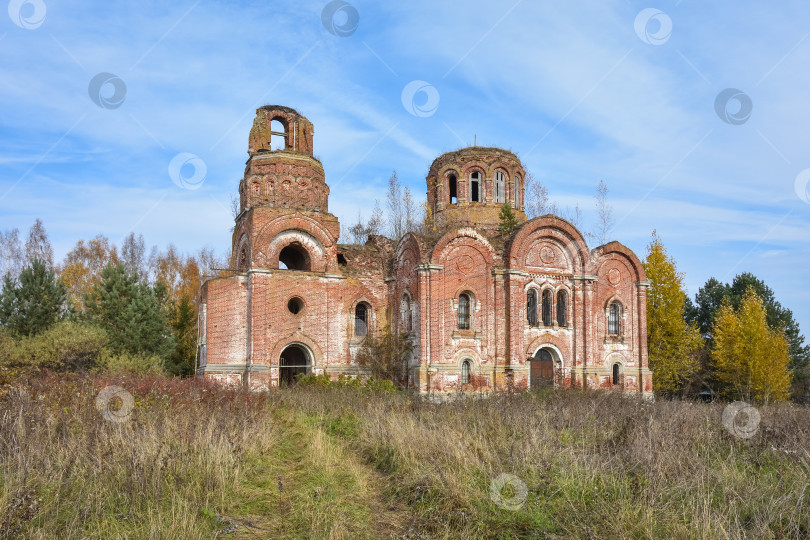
[643,231,701,393]
[712,289,791,402]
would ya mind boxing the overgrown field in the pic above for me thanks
[1,374,808,539]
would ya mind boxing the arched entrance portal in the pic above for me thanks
[279,344,311,386]
[530,348,555,389]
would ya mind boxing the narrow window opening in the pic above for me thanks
[470,172,480,202]
[337,253,347,266]
[461,360,471,384]
[458,293,471,330]
[402,295,412,332]
[526,289,538,326]
[514,175,520,206]
[612,363,621,385]
[270,119,286,150]
[542,289,553,327]
[557,290,568,327]
[355,303,369,336]
[494,171,505,203]
[448,175,458,204]
[609,301,622,335]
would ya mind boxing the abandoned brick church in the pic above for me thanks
[197,106,653,398]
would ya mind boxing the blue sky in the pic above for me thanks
[1,0,809,332]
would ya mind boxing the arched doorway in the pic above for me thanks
[530,348,555,389]
[279,344,311,386]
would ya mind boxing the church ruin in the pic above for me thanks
[197,106,653,398]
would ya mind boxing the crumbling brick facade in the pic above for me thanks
[198,106,653,398]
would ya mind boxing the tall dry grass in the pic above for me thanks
[277,387,810,539]
[1,373,808,539]
[0,373,275,539]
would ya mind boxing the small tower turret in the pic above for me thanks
[238,106,329,215]
[426,147,527,232]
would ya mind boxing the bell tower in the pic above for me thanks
[238,106,330,215]
[232,106,340,272]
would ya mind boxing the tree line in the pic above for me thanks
[644,232,808,403]
[0,219,224,377]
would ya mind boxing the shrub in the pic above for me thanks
[7,320,107,371]
[97,350,165,375]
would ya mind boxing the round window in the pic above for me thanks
[287,296,304,315]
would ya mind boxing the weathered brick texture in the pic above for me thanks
[199,106,652,398]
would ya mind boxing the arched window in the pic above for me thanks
[557,290,568,327]
[458,293,471,330]
[461,359,471,384]
[278,243,311,271]
[514,175,520,206]
[494,171,506,203]
[612,363,621,386]
[609,301,622,335]
[270,119,286,150]
[448,174,458,204]
[542,289,553,327]
[355,303,369,336]
[469,172,481,202]
[526,289,538,326]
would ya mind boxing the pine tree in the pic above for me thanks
[84,262,175,361]
[166,295,197,376]
[0,259,67,336]
[643,232,702,394]
[713,289,791,402]
[498,202,519,235]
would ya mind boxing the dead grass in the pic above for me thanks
[1,375,808,539]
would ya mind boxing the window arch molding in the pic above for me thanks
[454,290,477,330]
[541,288,554,327]
[556,287,570,327]
[443,169,459,205]
[493,169,507,203]
[465,167,485,203]
[606,298,624,336]
[526,287,539,327]
[350,298,374,338]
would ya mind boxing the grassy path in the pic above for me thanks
[224,406,408,539]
